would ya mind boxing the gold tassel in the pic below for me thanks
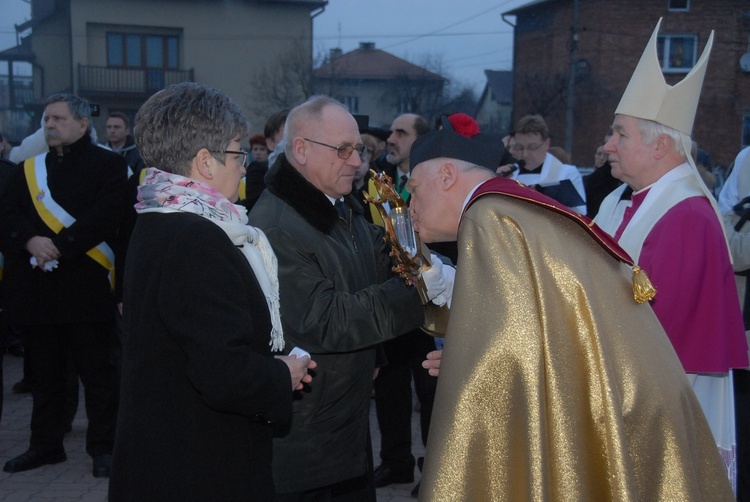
[632,266,656,303]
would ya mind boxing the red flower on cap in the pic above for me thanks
[447,113,479,138]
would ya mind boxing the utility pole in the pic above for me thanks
[565,0,579,157]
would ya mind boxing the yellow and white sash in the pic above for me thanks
[24,154,115,289]
[238,176,247,201]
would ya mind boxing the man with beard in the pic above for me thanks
[383,114,430,201]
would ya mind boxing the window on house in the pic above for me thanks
[657,34,697,73]
[107,33,179,69]
[743,113,750,148]
[398,97,413,114]
[343,96,359,114]
[668,0,690,11]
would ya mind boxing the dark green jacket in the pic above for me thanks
[250,154,424,493]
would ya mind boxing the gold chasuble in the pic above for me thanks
[419,180,732,501]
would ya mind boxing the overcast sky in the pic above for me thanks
[312,0,530,94]
[1,0,31,75]
[1,0,531,93]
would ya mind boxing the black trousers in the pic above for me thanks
[374,329,438,471]
[736,368,750,501]
[276,430,376,502]
[24,322,118,456]
[0,312,4,424]
[276,473,375,502]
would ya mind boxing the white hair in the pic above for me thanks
[635,118,688,159]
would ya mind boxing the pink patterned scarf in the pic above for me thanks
[136,168,284,351]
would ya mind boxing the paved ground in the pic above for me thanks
[0,353,424,501]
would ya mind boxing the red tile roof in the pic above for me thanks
[315,45,445,81]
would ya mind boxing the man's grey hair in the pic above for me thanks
[45,93,92,132]
[284,95,348,158]
[45,93,91,122]
[134,82,249,176]
[636,118,687,159]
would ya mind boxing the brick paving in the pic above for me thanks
[0,353,424,501]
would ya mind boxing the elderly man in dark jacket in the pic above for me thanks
[251,96,425,500]
[1,94,127,477]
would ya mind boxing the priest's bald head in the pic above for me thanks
[407,114,504,243]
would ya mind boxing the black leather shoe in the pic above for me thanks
[92,453,112,478]
[373,464,414,487]
[3,450,67,473]
[12,379,32,394]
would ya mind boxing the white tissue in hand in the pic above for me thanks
[289,346,310,359]
[30,257,59,271]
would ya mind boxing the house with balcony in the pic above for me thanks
[314,42,446,128]
[503,0,750,167]
[0,0,326,140]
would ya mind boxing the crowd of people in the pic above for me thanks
[0,18,748,502]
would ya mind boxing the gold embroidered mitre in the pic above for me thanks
[615,18,714,136]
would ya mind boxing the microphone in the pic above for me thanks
[512,159,525,172]
[506,159,525,174]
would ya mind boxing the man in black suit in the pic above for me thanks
[1,94,127,477]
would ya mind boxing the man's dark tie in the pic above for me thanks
[335,198,347,219]
[398,175,408,192]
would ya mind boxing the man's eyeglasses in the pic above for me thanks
[304,138,367,160]
[511,142,544,154]
[212,150,247,167]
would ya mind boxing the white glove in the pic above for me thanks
[420,253,456,308]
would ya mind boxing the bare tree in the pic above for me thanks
[245,38,320,119]
[437,84,478,117]
[381,53,447,121]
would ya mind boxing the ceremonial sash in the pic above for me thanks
[398,185,411,203]
[366,178,386,227]
[512,152,565,185]
[24,154,115,289]
[238,177,247,200]
[595,163,705,261]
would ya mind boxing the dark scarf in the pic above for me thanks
[264,153,364,235]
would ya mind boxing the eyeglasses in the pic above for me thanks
[304,138,367,160]
[212,150,247,167]
[511,142,544,154]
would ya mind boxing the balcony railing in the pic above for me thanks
[78,65,193,96]
[0,77,35,109]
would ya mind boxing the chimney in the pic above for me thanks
[359,42,375,51]
[330,48,343,60]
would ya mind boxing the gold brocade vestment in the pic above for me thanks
[419,192,732,501]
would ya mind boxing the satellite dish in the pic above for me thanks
[741,53,750,73]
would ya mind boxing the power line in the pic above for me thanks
[444,48,510,64]
[380,0,521,50]
[449,58,513,71]
[315,30,511,42]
